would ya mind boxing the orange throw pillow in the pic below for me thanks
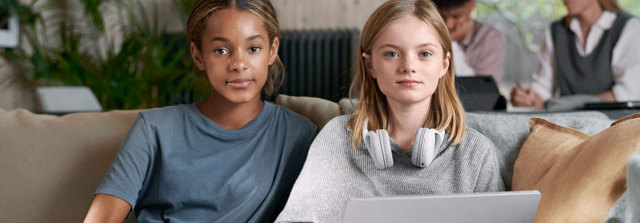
[513,113,640,223]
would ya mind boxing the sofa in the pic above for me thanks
[1,94,639,222]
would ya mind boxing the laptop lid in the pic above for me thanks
[455,76,504,111]
[343,190,541,223]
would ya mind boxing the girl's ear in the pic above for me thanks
[190,42,205,71]
[269,37,280,65]
[362,52,376,79]
[439,51,450,78]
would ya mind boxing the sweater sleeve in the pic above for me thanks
[275,116,353,223]
[472,133,505,192]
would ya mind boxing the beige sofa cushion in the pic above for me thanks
[276,94,340,129]
[0,109,139,223]
[512,113,640,223]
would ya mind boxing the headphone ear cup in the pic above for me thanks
[412,128,426,167]
[377,130,394,169]
[364,130,393,169]
[412,128,437,168]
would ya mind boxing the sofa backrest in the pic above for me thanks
[0,96,617,222]
[276,95,614,190]
[0,109,139,222]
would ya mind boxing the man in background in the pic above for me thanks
[434,0,506,82]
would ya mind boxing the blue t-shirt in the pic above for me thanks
[96,102,317,222]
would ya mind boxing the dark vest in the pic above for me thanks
[551,13,631,96]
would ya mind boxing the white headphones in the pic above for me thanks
[363,119,445,169]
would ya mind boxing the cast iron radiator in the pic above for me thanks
[277,30,360,102]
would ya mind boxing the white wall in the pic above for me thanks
[148,0,390,32]
[273,0,387,30]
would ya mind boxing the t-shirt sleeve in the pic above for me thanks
[95,114,155,208]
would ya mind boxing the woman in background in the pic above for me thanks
[511,0,640,108]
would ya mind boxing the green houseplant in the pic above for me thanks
[3,0,209,110]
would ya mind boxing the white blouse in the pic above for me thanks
[531,11,640,101]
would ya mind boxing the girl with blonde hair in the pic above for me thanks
[84,0,317,222]
[276,0,503,222]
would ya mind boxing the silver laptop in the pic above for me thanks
[343,190,541,223]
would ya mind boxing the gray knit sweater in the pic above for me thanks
[275,115,504,223]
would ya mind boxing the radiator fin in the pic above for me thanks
[278,30,360,102]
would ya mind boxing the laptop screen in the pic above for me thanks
[343,190,540,223]
[455,76,504,111]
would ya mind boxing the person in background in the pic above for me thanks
[275,0,503,222]
[433,0,506,82]
[83,0,317,222]
[511,0,640,108]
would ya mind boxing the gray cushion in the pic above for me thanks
[606,154,640,223]
[466,111,612,190]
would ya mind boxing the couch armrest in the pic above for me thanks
[0,109,139,222]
